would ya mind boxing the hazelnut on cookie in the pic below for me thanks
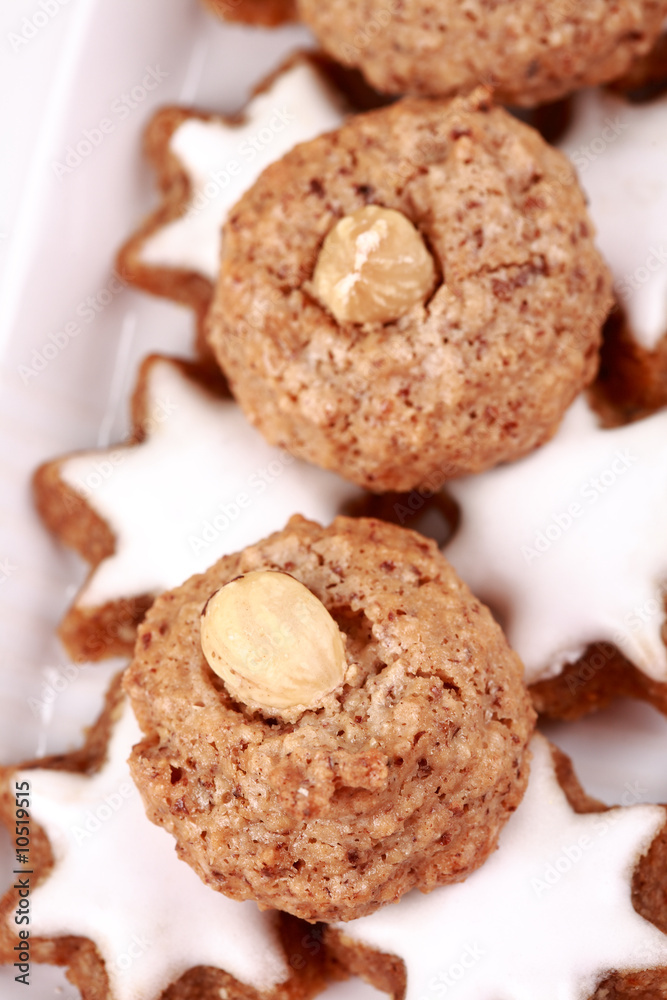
[207,90,612,492]
[124,516,535,923]
[296,0,667,106]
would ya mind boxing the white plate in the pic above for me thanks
[1,1,666,997]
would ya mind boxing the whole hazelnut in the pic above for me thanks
[311,204,437,324]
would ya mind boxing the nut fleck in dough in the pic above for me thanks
[124,516,535,923]
[296,0,667,106]
[207,92,612,493]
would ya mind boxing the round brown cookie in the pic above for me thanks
[207,90,612,493]
[295,0,667,106]
[124,515,535,923]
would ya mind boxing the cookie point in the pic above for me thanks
[312,205,437,324]
[200,570,346,717]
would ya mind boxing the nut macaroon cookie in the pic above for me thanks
[124,515,535,923]
[207,90,612,492]
[296,0,667,106]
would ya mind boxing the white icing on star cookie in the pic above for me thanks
[445,395,667,684]
[59,358,361,608]
[139,60,346,281]
[337,734,667,1000]
[18,699,289,1000]
[558,88,667,351]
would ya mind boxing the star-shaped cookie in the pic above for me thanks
[444,394,667,716]
[34,355,362,661]
[202,0,297,27]
[117,56,346,356]
[327,734,667,1000]
[558,87,667,413]
[0,681,322,1000]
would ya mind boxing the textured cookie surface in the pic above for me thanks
[208,92,612,492]
[296,0,667,105]
[124,516,535,923]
